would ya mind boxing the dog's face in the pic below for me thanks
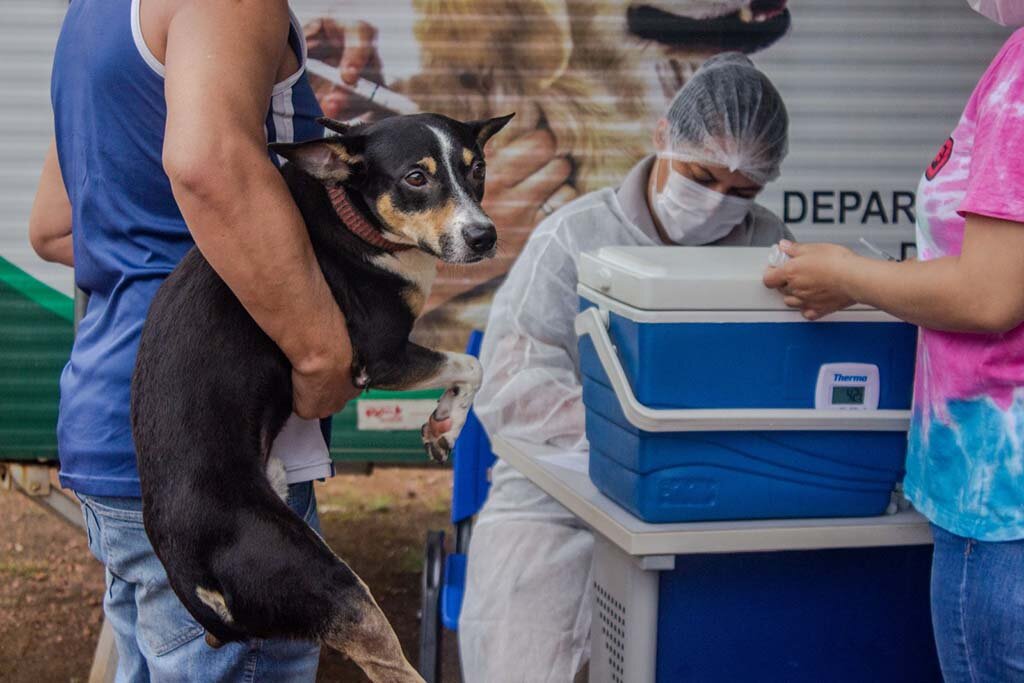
[272,113,514,264]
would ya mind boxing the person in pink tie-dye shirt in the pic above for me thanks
[764,3,1024,680]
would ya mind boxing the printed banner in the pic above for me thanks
[289,0,1009,351]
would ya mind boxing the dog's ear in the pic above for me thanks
[467,113,516,148]
[269,136,364,183]
[316,117,352,136]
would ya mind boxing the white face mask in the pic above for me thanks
[967,0,1024,26]
[650,161,752,245]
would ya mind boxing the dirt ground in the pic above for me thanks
[0,466,462,682]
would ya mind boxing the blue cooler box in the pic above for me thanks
[576,247,917,523]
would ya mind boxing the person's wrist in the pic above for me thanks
[291,348,330,377]
[290,338,352,376]
[288,297,353,372]
[835,249,865,304]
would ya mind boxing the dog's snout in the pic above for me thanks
[462,222,497,254]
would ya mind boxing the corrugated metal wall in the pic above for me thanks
[757,0,1009,252]
[0,1,71,462]
[1,1,68,294]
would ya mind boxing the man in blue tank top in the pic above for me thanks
[29,0,369,678]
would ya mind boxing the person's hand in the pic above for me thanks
[290,340,362,419]
[304,18,383,119]
[763,240,858,320]
[482,129,577,255]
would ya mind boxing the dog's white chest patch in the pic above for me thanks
[370,251,438,315]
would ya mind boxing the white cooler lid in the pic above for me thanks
[578,246,873,312]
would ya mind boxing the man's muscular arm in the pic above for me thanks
[160,0,357,417]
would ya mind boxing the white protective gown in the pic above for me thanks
[457,156,792,683]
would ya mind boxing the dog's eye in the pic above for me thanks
[471,161,486,182]
[405,171,428,187]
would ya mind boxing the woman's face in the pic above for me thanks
[651,119,765,199]
[653,157,763,200]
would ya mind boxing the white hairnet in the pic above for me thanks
[663,52,789,185]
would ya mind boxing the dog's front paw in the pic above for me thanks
[420,382,475,463]
[421,421,452,463]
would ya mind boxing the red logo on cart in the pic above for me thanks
[925,137,953,181]
[364,405,403,422]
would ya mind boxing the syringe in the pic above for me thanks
[858,237,899,262]
[305,59,420,116]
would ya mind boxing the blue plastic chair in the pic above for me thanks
[418,330,496,683]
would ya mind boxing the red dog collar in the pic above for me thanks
[328,187,415,254]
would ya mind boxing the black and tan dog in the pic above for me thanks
[130,112,512,683]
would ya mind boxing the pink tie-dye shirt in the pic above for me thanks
[907,29,1024,541]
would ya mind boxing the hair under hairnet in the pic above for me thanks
[663,52,789,185]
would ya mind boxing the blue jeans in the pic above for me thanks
[930,524,1024,683]
[78,483,321,682]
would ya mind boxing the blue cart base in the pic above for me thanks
[656,544,940,682]
[591,538,940,683]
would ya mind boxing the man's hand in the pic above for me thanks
[763,240,858,320]
[292,348,362,419]
[482,129,576,254]
[305,18,384,119]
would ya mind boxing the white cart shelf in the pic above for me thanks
[492,436,932,560]
[491,437,936,683]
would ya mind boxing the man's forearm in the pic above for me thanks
[167,142,348,373]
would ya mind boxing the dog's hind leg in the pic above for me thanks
[325,579,425,683]
[202,511,422,682]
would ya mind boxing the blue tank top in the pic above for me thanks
[52,0,324,496]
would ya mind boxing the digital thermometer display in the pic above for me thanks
[815,363,880,410]
[832,386,865,405]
